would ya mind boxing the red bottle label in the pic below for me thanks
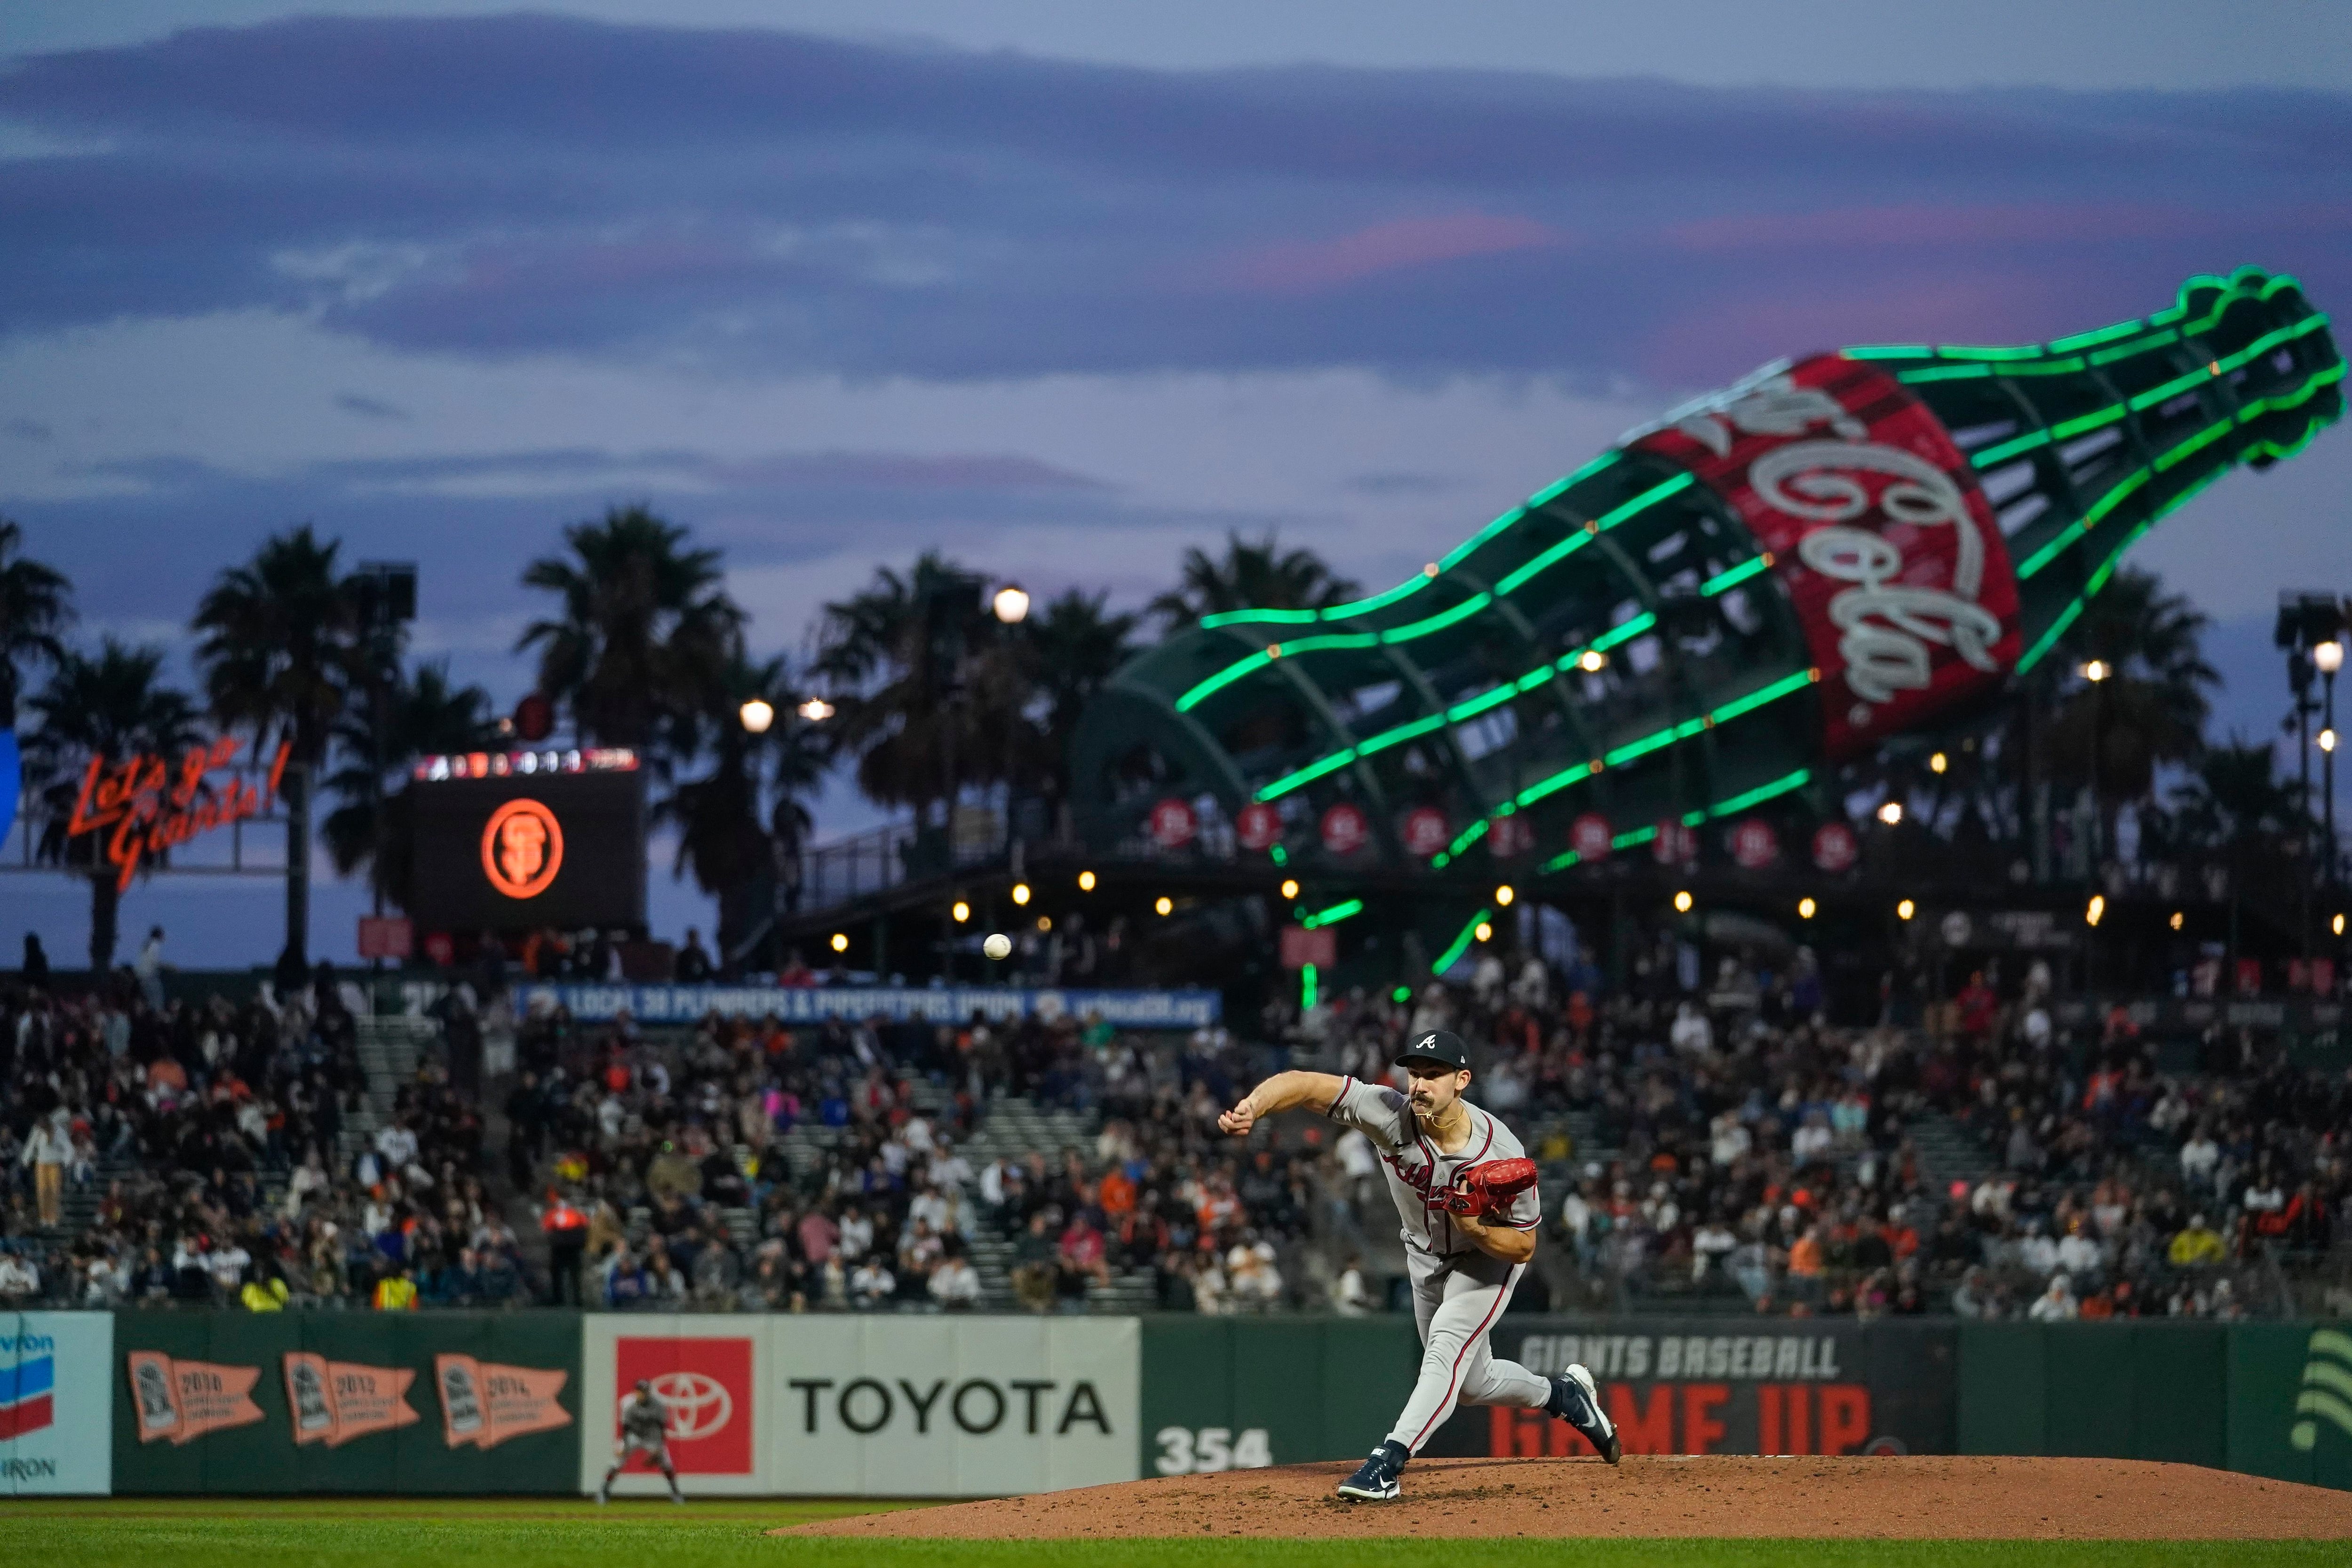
[1628,354,2019,762]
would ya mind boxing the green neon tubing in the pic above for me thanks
[1430,908,1493,975]
[1688,768,1812,823]
[1699,555,1771,596]
[1301,898,1365,930]
[1201,453,1623,631]
[1856,267,2311,372]
[1971,310,2328,472]
[1180,472,1690,713]
[1252,612,1658,803]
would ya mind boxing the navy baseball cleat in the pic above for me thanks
[1336,1440,1408,1500]
[1548,1365,1621,1465]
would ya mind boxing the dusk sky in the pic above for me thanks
[6,2,2351,965]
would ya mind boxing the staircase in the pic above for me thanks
[341,1016,437,1169]
[956,1092,1160,1313]
[1906,1109,1997,1193]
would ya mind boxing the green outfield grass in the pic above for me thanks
[2,1499,2343,1568]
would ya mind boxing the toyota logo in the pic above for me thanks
[635,1372,733,1441]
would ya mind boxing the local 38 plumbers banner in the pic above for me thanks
[3,1312,113,1495]
[579,1313,1139,1497]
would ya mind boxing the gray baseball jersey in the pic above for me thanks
[620,1392,670,1443]
[1322,1075,1541,1257]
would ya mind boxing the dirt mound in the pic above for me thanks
[779,1455,2352,1540]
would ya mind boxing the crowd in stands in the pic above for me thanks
[0,964,525,1311]
[8,924,2350,1321]
[1915,966,2351,1319]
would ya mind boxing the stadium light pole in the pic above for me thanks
[2318,637,2343,888]
[992,582,1030,857]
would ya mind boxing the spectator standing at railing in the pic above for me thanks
[20,1108,70,1228]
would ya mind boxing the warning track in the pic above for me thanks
[779,1455,2352,1540]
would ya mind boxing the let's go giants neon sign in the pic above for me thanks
[66,738,291,891]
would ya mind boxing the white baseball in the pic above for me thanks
[983,932,1013,960]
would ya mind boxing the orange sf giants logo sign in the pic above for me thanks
[67,738,290,892]
[481,797,564,899]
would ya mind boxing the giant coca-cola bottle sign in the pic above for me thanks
[1629,355,2021,761]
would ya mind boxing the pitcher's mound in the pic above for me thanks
[779,1455,2352,1539]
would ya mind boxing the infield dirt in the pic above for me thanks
[781,1455,2352,1540]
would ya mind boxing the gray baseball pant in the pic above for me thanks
[1386,1245,1550,1452]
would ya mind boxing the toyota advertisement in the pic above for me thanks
[578,1315,1141,1497]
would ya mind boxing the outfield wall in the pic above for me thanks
[2,1310,2345,1495]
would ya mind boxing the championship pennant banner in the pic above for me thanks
[1628,355,2020,762]
[113,1313,579,1494]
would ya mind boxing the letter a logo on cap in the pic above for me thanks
[1419,1035,1436,1051]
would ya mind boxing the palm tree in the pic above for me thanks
[192,525,359,965]
[2044,567,2217,851]
[2170,740,2305,860]
[24,641,206,969]
[322,660,500,908]
[0,517,75,726]
[812,552,1027,830]
[1148,531,1359,631]
[516,505,743,758]
[1019,588,1136,815]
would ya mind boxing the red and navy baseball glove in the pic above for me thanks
[1441,1156,1538,1218]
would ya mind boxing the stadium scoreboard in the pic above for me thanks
[407,748,646,932]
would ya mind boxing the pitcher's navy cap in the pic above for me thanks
[1394,1030,1470,1070]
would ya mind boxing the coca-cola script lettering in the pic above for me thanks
[1626,355,2020,762]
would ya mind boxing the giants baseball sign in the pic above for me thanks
[1629,355,2020,762]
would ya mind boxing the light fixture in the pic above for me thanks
[2169,911,2185,931]
[2336,912,2347,938]
[1154,895,1174,916]
[2324,728,2339,754]
[1474,922,1494,942]
[1673,890,1693,914]
[1897,899,1915,921]
[1930,752,1948,775]
[1078,869,1097,891]
[1011,883,1032,905]
[2318,639,2345,675]
[1494,884,1516,907]
[2081,659,2109,684]
[1877,801,1904,826]
[952,900,971,923]
[1798,897,1816,919]
[829,931,849,953]
[1577,649,1607,674]
[1036,915,1052,932]
[796,696,835,722]
[739,698,775,734]
[1279,878,1300,901]
[2085,894,2105,927]
[993,583,1031,625]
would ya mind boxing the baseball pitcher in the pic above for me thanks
[1220,1029,1618,1500]
[598,1378,686,1504]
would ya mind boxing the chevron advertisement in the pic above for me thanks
[2,1313,113,1495]
[580,1314,1139,1496]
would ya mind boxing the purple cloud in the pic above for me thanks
[2,15,2348,384]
